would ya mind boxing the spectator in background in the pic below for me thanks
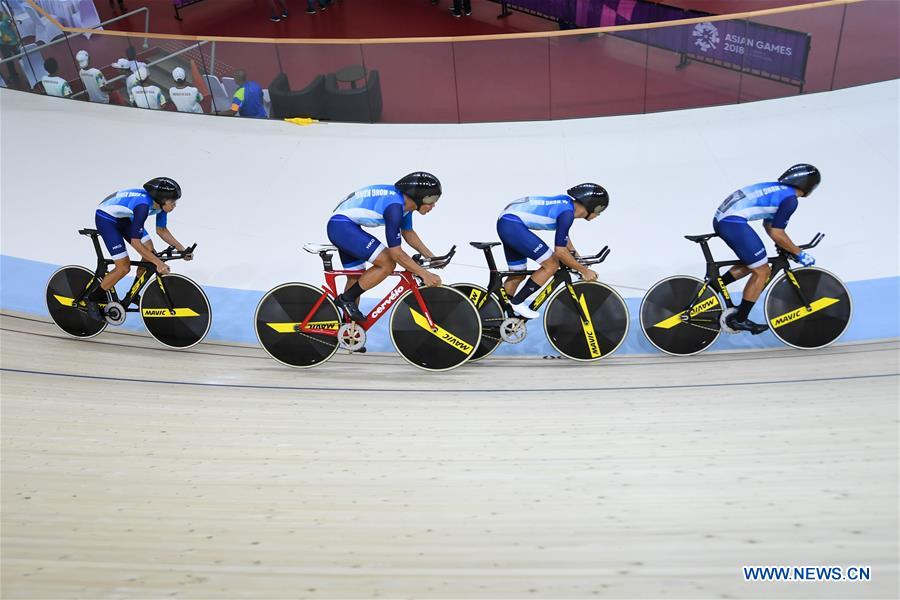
[124,46,147,73]
[77,50,111,104]
[112,58,139,104]
[221,69,267,118]
[169,66,204,113]
[268,0,288,22]
[451,0,472,17]
[131,66,166,110]
[306,0,331,15]
[0,5,22,88]
[41,58,72,97]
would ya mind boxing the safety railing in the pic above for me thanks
[0,0,896,123]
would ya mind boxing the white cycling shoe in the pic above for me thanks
[509,301,540,320]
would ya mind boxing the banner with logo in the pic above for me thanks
[493,0,810,83]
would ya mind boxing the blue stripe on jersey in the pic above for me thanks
[333,185,413,230]
[97,188,166,228]
[714,182,799,225]
[499,195,574,231]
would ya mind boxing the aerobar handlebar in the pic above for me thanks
[156,243,197,261]
[412,245,457,270]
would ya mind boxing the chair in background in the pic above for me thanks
[324,69,382,123]
[17,42,47,89]
[22,3,63,45]
[73,0,102,38]
[221,76,238,99]
[202,73,231,113]
[268,72,327,120]
[6,0,36,39]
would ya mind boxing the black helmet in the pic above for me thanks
[778,164,820,195]
[395,172,441,208]
[143,177,182,202]
[567,183,609,215]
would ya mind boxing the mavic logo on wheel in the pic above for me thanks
[409,308,474,355]
[141,308,201,318]
[267,320,340,333]
[653,295,720,329]
[577,294,601,359]
[770,298,840,329]
[468,288,483,305]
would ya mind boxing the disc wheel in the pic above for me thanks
[140,274,211,349]
[544,281,629,361]
[390,285,482,371]
[450,283,504,361]
[255,283,340,368]
[45,265,110,338]
[640,276,722,356]
[765,267,851,349]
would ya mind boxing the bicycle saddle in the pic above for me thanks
[78,228,99,237]
[684,233,718,243]
[470,241,501,250]
[303,243,337,254]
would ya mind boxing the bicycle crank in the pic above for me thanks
[719,307,738,334]
[499,317,527,344]
[338,323,367,352]
[104,301,126,326]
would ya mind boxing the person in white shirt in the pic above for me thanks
[76,50,110,104]
[41,58,72,97]
[112,58,141,105]
[131,66,166,110]
[168,67,204,113]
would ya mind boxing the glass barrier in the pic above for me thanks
[1,0,896,123]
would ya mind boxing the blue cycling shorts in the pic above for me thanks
[496,215,553,271]
[95,210,150,260]
[326,216,385,270]
[713,217,767,269]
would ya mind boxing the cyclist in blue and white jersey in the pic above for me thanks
[497,183,609,319]
[83,177,190,320]
[713,163,821,334]
[326,172,443,322]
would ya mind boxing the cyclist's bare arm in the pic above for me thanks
[401,229,434,258]
[388,246,441,286]
[763,221,802,255]
[554,245,595,279]
[156,227,185,252]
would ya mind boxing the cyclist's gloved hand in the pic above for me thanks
[793,251,815,266]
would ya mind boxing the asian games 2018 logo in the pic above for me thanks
[692,22,720,53]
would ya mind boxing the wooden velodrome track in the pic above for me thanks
[1,311,897,599]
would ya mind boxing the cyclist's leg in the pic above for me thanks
[92,213,132,291]
[714,218,770,332]
[327,217,394,320]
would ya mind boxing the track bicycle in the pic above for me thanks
[452,242,629,362]
[254,244,481,371]
[45,228,210,349]
[639,232,851,356]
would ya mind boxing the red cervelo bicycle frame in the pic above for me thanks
[297,268,437,336]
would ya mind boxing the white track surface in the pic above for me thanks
[1,312,898,599]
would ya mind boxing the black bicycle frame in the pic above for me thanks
[682,233,824,323]
[71,228,192,315]
[470,243,610,317]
